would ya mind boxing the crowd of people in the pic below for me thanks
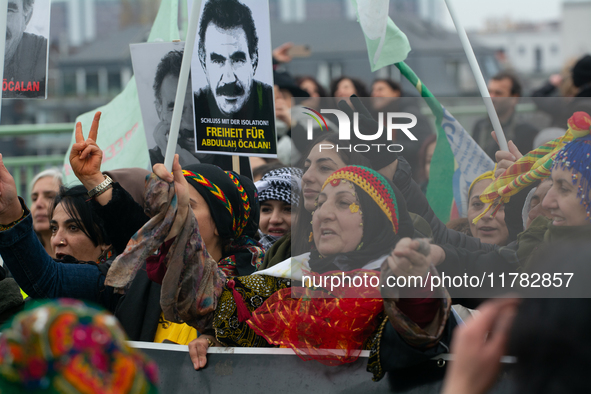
[1,37,591,393]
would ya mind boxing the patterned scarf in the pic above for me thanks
[474,111,591,223]
[255,167,303,207]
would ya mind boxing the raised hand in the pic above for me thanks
[493,131,523,178]
[272,42,293,64]
[153,154,190,240]
[0,154,22,225]
[387,238,432,280]
[441,298,519,394]
[70,112,105,188]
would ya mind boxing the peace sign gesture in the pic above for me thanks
[69,112,106,189]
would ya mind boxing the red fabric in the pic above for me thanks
[247,269,384,366]
[146,238,175,285]
[396,285,440,328]
[227,279,252,322]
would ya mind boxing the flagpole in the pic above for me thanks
[164,0,201,171]
[0,0,8,122]
[443,0,509,152]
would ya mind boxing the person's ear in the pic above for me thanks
[214,226,219,237]
[251,51,258,74]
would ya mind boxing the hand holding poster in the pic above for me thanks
[190,0,277,158]
[2,0,50,99]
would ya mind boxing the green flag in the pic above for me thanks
[352,0,458,222]
[63,0,180,184]
[351,0,411,71]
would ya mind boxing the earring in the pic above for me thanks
[308,232,313,242]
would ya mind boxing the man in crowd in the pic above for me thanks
[472,71,539,159]
[4,0,47,98]
[194,0,273,120]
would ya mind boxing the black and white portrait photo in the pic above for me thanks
[131,41,252,174]
[3,0,50,99]
[191,0,277,157]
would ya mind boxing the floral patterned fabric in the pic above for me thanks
[214,275,290,347]
[0,299,158,394]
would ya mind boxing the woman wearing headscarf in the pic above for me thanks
[136,165,455,380]
[255,166,303,249]
[466,170,510,246]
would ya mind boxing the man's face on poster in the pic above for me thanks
[5,0,33,61]
[201,23,258,116]
[156,74,195,152]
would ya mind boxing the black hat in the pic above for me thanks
[183,164,260,240]
[573,54,591,88]
[273,70,310,98]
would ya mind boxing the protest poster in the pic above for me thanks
[190,0,277,158]
[131,41,253,174]
[2,0,50,99]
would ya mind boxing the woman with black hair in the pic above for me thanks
[296,76,328,98]
[49,185,112,263]
[331,76,369,99]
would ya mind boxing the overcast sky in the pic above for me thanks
[440,0,564,30]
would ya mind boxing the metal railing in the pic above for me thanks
[0,123,73,204]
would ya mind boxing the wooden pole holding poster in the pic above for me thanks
[0,0,8,122]
[444,0,509,152]
[163,0,202,171]
[232,156,240,174]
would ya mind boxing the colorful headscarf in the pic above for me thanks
[182,164,259,240]
[468,170,495,198]
[323,166,400,233]
[474,112,591,223]
[309,165,414,274]
[0,299,158,394]
[255,167,303,207]
[553,135,591,220]
[183,164,264,275]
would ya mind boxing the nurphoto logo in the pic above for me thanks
[302,104,419,153]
